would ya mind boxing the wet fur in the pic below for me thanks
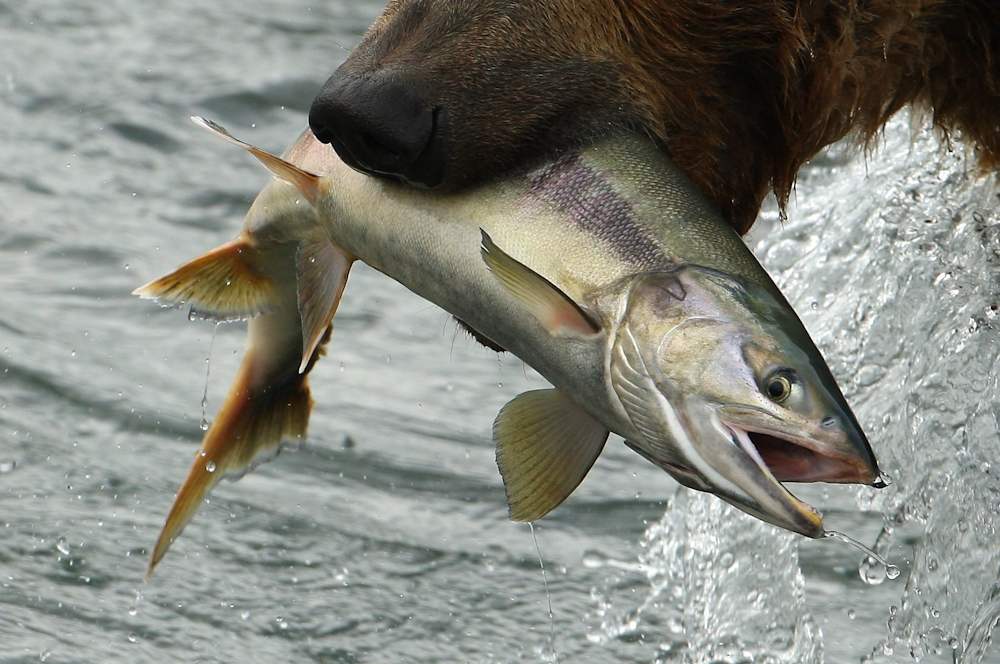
[339,0,1000,234]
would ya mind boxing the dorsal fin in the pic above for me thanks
[480,230,600,338]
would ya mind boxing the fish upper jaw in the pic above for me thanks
[716,406,880,486]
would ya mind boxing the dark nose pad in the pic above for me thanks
[309,74,448,188]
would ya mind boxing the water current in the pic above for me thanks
[1,1,998,662]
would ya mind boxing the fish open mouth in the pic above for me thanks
[728,425,872,484]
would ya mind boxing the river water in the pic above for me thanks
[1,2,998,662]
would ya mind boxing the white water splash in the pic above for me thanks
[591,491,821,663]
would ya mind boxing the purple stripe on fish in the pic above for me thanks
[526,154,665,267]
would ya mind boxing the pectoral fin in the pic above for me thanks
[133,237,276,320]
[480,230,600,337]
[192,117,320,204]
[296,228,354,373]
[494,389,609,522]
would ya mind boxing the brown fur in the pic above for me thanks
[335,0,1000,234]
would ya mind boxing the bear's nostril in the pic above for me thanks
[309,73,447,187]
[360,130,410,162]
[311,124,336,146]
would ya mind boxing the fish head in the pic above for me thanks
[609,266,879,537]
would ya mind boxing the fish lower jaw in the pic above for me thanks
[725,423,822,518]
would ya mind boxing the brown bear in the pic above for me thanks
[308,0,1000,236]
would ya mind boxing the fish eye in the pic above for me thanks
[764,371,794,403]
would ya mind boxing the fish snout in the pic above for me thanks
[309,72,449,188]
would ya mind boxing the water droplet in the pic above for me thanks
[825,530,900,585]
[55,537,70,556]
[127,632,137,643]
[720,552,735,568]
[240,610,251,620]
[860,556,888,585]
[873,471,893,489]
[0,460,15,473]
[811,301,819,310]
[948,637,959,649]
[847,609,857,619]
[205,461,217,473]
[128,607,137,616]
[40,650,51,661]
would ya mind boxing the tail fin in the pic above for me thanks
[134,237,277,321]
[146,356,314,579]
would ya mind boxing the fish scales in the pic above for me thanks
[524,153,667,270]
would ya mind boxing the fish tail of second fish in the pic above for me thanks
[137,233,338,579]
[145,350,314,579]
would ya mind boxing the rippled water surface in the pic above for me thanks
[2,2,999,662]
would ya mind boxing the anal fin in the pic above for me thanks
[494,389,609,522]
[134,236,276,321]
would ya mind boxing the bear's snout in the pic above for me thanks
[309,73,449,189]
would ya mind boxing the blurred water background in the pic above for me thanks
[1,1,998,662]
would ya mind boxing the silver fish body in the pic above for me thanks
[138,120,879,576]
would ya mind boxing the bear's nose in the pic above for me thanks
[309,73,449,188]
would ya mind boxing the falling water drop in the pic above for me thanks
[825,530,900,585]
[872,471,893,489]
[201,323,220,430]
[528,523,559,664]
[55,537,70,556]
